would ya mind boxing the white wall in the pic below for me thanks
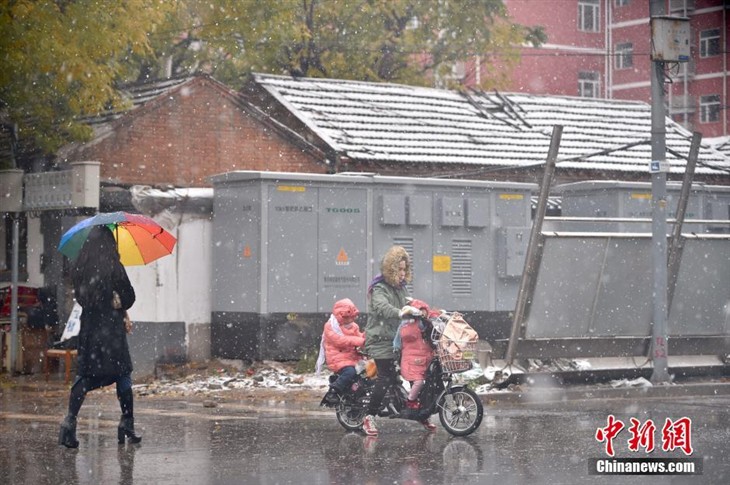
[0,216,43,287]
[26,217,44,287]
[124,214,212,360]
[126,216,211,324]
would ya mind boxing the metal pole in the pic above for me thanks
[667,132,700,310]
[649,0,670,384]
[506,125,562,365]
[10,214,20,373]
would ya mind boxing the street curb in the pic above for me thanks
[479,381,730,405]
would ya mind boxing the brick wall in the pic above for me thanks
[67,78,327,187]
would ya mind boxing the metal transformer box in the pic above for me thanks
[209,171,536,360]
[553,181,730,233]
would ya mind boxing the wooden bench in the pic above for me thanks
[44,349,78,385]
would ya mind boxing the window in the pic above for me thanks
[700,29,721,58]
[670,0,695,13]
[578,71,600,98]
[578,0,600,32]
[615,43,633,69]
[615,0,629,6]
[700,95,721,123]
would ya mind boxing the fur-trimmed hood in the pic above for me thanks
[380,245,412,287]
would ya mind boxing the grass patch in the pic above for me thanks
[294,348,319,374]
[464,374,489,390]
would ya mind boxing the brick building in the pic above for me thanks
[457,0,728,139]
[57,75,328,188]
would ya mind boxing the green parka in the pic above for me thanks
[364,245,413,359]
[364,281,410,359]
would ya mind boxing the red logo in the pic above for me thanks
[596,416,693,457]
[595,415,625,457]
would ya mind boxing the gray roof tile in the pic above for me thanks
[254,74,730,177]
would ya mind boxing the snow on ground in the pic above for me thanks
[127,357,662,399]
[130,358,507,399]
[130,359,491,398]
[132,360,331,398]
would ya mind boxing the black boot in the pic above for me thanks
[117,415,142,444]
[319,387,339,407]
[58,415,79,448]
[117,388,141,444]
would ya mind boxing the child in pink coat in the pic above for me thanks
[394,299,436,419]
[316,298,365,405]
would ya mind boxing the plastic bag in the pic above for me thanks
[60,302,82,342]
[441,313,478,344]
[439,313,478,358]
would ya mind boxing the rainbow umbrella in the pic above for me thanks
[58,211,177,266]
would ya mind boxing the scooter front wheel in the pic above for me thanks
[437,386,483,437]
[335,400,368,432]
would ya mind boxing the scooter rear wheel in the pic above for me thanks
[335,400,367,432]
[438,387,483,437]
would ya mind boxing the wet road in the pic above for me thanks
[1,386,728,484]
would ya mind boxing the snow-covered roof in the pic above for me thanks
[81,76,195,127]
[253,74,730,178]
[705,135,730,159]
[130,185,213,216]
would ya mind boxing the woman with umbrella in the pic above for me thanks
[58,225,141,448]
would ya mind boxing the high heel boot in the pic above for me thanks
[58,415,79,448]
[118,415,142,444]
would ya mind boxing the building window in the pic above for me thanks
[578,71,600,98]
[699,95,721,123]
[615,0,629,6]
[700,29,721,58]
[578,0,600,32]
[615,43,633,69]
[670,0,695,13]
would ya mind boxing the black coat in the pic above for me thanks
[75,262,136,377]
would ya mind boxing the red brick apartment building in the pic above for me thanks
[460,0,728,138]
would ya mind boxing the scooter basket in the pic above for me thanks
[436,338,476,373]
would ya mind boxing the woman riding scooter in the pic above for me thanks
[362,245,435,436]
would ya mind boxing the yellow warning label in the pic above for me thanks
[432,255,451,272]
[630,193,651,199]
[336,248,349,266]
[499,194,524,200]
[277,185,306,192]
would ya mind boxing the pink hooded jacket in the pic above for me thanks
[323,298,365,373]
[398,319,433,381]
